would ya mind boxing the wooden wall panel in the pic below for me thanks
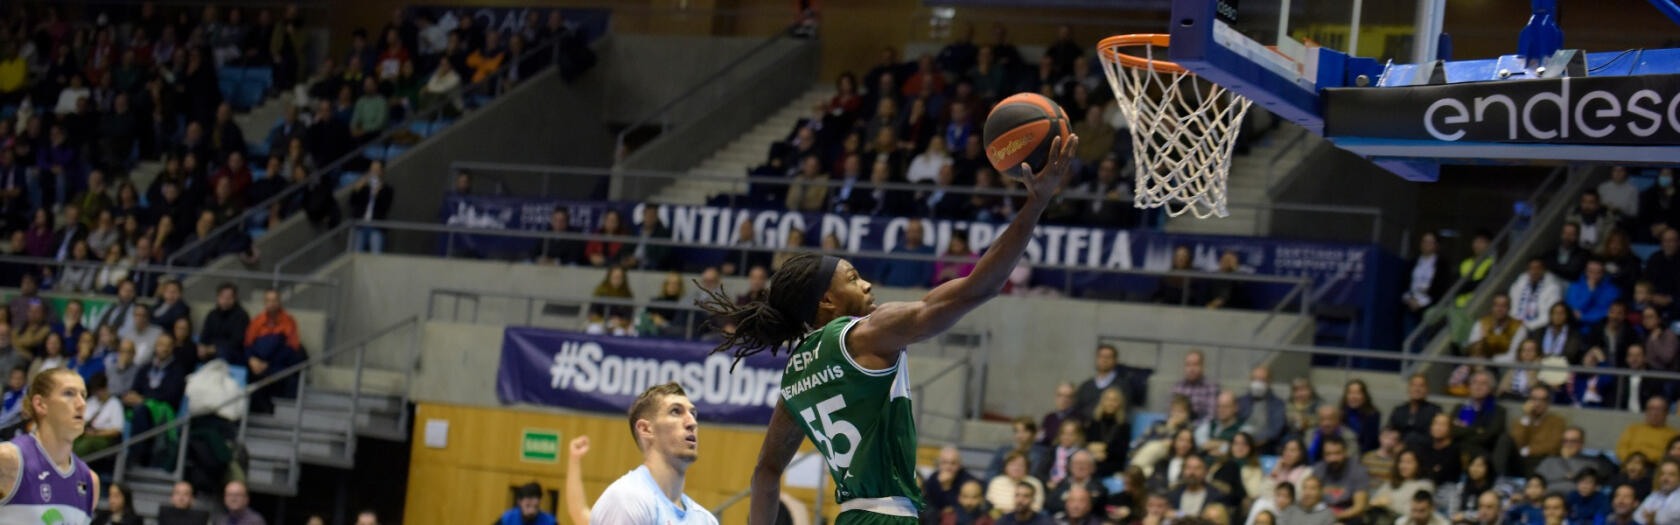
[405,402,946,524]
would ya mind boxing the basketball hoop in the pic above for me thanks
[1098,34,1253,219]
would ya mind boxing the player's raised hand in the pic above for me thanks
[569,435,590,460]
[1012,134,1079,202]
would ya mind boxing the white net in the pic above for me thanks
[1098,37,1253,219]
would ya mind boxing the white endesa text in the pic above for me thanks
[548,341,782,408]
[1424,77,1680,141]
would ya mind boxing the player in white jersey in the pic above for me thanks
[0,368,100,525]
[590,382,718,525]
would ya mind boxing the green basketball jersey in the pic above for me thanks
[779,316,924,509]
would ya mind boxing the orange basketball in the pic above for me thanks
[982,93,1072,176]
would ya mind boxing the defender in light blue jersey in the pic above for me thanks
[591,382,718,525]
[697,135,1080,524]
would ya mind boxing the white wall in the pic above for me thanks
[329,254,1311,418]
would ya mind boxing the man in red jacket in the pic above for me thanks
[244,289,300,414]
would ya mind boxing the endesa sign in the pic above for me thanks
[1324,73,1680,144]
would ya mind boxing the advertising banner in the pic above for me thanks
[497,327,784,424]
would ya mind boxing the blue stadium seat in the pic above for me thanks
[1130,412,1166,443]
[250,168,267,181]
[1635,243,1660,261]
[466,94,492,108]
[431,118,455,134]
[247,141,270,159]
[385,144,409,159]
[362,146,386,162]
[1259,455,1279,474]
[339,171,364,189]
[217,67,244,100]
[1102,477,1125,494]
[407,120,431,138]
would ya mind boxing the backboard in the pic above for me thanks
[1163,0,1680,181]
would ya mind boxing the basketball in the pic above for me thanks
[982,93,1072,176]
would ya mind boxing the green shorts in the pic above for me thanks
[834,510,920,525]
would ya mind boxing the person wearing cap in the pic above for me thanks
[497,482,557,525]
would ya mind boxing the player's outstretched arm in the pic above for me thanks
[748,400,805,525]
[565,436,591,525]
[849,135,1078,356]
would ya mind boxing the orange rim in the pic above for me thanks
[1098,34,1189,74]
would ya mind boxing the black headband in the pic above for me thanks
[791,255,840,326]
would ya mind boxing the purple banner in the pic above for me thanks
[497,327,785,424]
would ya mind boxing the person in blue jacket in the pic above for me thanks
[497,482,557,525]
[1566,470,1610,523]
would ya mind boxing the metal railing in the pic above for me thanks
[85,316,421,493]
[0,253,336,306]
[448,161,1387,243]
[1103,331,1680,392]
[164,30,573,269]
[612,22,805,163]
[1400,166,1572,368]
[352,219,1314,315]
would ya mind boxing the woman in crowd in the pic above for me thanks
[1267,438,1312,497]
[1498,339,1545,399]
[57,240,98,292]
[1371,449,1435,520]
[906,134,952,184]
[1341,379,1383,453]
[170,317,197,363]
[583,209,629,268]
[1285,377,1321,439]
[1602,229,1643,291]
[1643,306,1678,370]
[1445,453,1498,521]
[1245,480,1293,525]
[932,234,977,286]
[1609,452,1652,500]
[73,331,105,382]
[27,332,70,380]
[92,482,142,525]
[1110,466,1149,523]
[1210,431,1264,509]
[586,266,633,336]
[1539,302,1582,363]
[14,302,50,355]
[86,210,120,259]
[1147,427,1199,492]
[1083,387,1131,478]
[1131,395,1194,471]
[985,451,1044,514]
[639,272,689,339]
[95,244,130,293]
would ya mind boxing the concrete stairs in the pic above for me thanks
[647,86,830,205]
[122,367,408,520]
[1163,123,1314,237]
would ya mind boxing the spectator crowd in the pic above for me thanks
[924,347,1680,525]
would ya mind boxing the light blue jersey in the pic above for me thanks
[589,465,718,525]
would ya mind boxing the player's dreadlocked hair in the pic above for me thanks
[695,253,832,367]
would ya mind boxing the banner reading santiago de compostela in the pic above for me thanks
[442,195,1395,314]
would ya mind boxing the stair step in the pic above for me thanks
[244,428,351,465]
[287,389,406,413]
[307,367,408,397]
[245,457,294,488]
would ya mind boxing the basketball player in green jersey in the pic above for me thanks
[697,135,1078,524]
